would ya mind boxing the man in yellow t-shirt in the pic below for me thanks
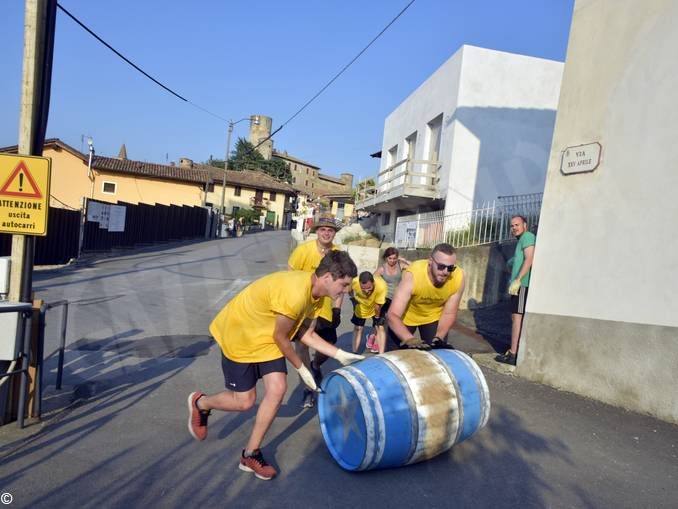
[288,215,344,407]
[350,272,387,354]
[387,243,465,350]
[187,251,362,481]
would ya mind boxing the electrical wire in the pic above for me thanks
[250,0,416,153]
[56,3,230,123]
[50,194,79,210]
[56,1,416,155]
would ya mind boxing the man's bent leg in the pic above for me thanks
[352,325,363,353]
[245,371,287,452]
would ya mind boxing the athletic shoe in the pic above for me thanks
[239,449,277,480]
[495,350,517,366]
[187,391,211,441]
[302,389,315,408]
[366,333,376,350]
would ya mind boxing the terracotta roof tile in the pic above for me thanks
[201,165,296,194]
[92,155,210,185]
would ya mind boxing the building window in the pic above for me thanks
[269,191,276,201]
[426,114,443,162]
[206,183,215,193]
[232,206,240,215]
[406,131,418,160]
[387,145,398,167]
[102,181,116,194]
[305,180,309,187]
[293,176,297,183]
[382,212,391,226]
[234,186,242,196]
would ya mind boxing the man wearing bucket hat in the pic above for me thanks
[188,251,363,481]
[387,243,465,350]
[288,214,344,408]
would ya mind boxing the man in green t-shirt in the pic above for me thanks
[496,215,535,366]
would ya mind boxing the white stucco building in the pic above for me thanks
[519,0,678,424]
[356,45,563,240]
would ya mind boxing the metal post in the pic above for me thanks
[17,310,33,429]
[35,304,46,418]
[220,121,234,217]
[55,302,68,390]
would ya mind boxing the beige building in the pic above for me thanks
[0,139,209,209]
[272,148,354,221]
[203,166,297,229]
[272,149,320,195]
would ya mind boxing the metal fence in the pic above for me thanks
[394,193,542,249]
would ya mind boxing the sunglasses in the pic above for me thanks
[432,258,456,273]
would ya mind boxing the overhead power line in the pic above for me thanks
[250,0,416,153]
[56,3,230,123]
[56,1,416,156]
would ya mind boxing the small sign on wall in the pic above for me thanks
[560,142,602,175]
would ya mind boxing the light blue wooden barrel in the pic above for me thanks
[317,349,490,471]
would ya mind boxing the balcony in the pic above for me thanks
[250,197,270,210]
[355,158,441,211]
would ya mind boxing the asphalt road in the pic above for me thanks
[0,231,676,508]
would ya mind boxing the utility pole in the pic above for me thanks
[9,0,56,302]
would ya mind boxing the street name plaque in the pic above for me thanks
[560,142,602,175]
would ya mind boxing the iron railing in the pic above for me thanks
[394,193,542,249]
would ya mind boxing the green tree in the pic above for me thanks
[353,177,376,201]
[229,138,293,183]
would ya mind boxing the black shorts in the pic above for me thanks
[221,354,287,392]
[379,298,392,319]
[351,313,377,328]
[510,286,529,315]
[387,321,440,350]
[316,316,338,344]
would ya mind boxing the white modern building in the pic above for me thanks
[356,45,563,240]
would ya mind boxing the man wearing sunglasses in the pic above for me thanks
[387,243,465,350]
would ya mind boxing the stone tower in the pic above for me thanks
[248,115,273,160]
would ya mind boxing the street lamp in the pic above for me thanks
[220,115,260,217]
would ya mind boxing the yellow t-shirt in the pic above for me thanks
[402,259,464,326]
[288,239,339,321]
[209,271,322,363]
[351,276,387,318]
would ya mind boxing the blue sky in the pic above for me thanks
[1,1,574,181]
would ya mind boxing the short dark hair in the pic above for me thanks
[431,243,456,257]
[383,247,399,260]
[511,214,528,224]
[358,271,374,284]
[315,251,358,279]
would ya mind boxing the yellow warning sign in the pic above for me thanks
[0,153,51,236]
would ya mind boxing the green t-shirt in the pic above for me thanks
[511,231,536,287]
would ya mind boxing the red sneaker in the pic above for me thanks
[239,449,278,480]
[366,332,376,350]
[187,392,210,441]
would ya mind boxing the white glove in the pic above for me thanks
[296,365,319,392]
[333,349,365,365]
[508,279,521,296]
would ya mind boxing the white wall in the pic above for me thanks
[379,45,563,217]
[527,0,678,328]
[519,0,678,423]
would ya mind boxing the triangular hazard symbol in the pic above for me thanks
[0,161,42,198]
